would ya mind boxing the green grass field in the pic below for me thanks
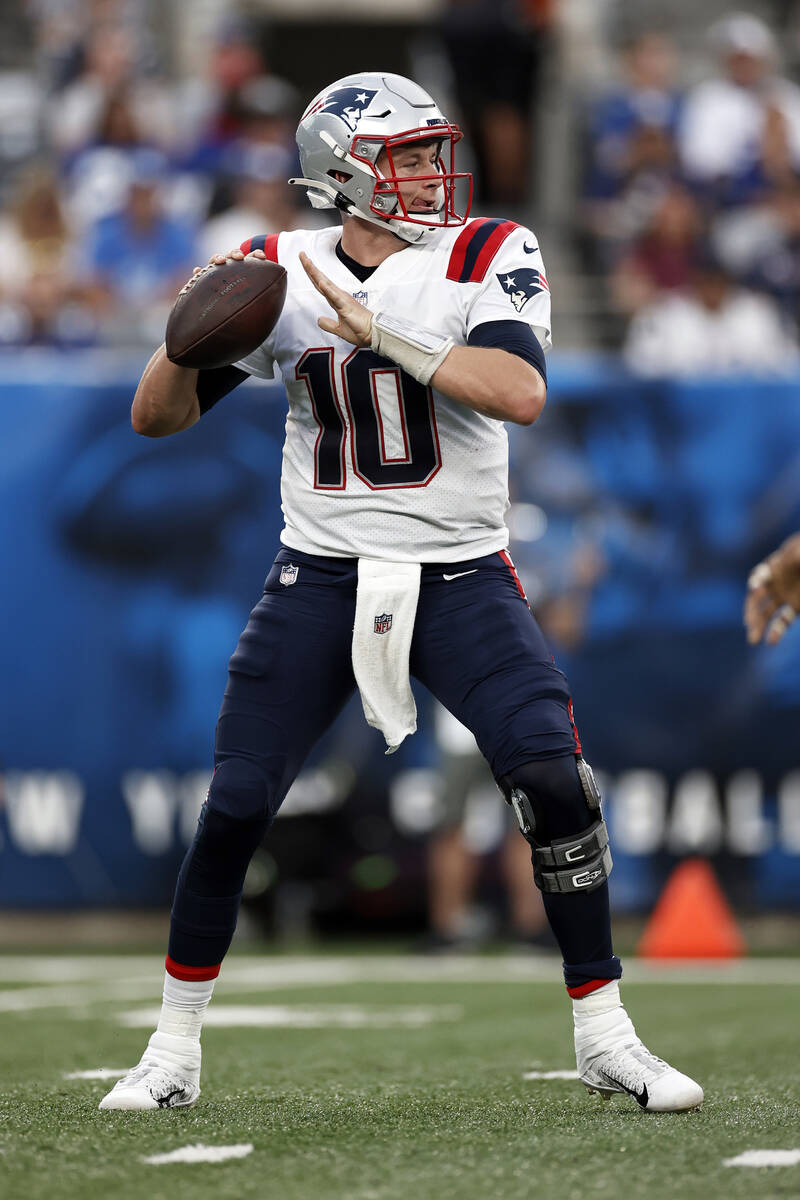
[0,952,798,1200]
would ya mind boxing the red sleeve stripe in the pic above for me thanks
[239,233,280,262]
[446,218,519,283]
[165,955,221,982]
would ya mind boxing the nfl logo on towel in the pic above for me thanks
[279,563,299,587]
[374,612,393,634]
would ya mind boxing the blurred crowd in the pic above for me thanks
[6,3,800,370]
[0,2,306,347]
[581,12,800,372]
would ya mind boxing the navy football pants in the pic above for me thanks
[169,547,620,989]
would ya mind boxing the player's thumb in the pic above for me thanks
[318,317,338,333]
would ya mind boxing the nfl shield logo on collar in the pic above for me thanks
[280,563,299,587]
[374,612,392,634]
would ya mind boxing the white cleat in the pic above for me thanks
[579,1039,704,1112]
[98,1032,201,1111]
[575,988,703,1113]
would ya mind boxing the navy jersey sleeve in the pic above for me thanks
[467,320,547,385]
[196,365,248,415]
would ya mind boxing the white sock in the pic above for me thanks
[572,979,622,1021]
[156,971,215,1041]
[572,981,636,1058]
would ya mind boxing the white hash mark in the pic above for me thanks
[143,1144,254,1165]
[523,1070,579,1080]
[64,1068,127,1080]
[724,1147,800,1166]
[723,1149,800,1168]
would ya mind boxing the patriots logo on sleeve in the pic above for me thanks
[306,87,379,132]
[496,268,549,312]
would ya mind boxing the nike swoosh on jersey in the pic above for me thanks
[442,569,479,581]
[523,242,538,254]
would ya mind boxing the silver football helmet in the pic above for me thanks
[290,72,472,244]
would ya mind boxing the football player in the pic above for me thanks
[745,532,800,644]
[101,73,703,1114]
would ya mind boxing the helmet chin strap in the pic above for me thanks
[288,175,438,245]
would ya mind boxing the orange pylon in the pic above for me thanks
[637,857,745,959]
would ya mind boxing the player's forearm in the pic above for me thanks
[131,345,201,437]
[431,346,546,426]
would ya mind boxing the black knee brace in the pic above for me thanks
[499,755,612,895]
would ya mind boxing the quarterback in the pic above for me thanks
[101,73,703,1114]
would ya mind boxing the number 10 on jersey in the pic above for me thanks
[295,347,442,490]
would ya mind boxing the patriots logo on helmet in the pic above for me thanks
[309,86,379,132]
[496,268,549,313]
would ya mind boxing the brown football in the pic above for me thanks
[165,256,287,370]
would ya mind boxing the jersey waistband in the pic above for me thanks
[276,544,511,576]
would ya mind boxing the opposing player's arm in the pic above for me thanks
[299,253,546,426]
[745,533,800,644]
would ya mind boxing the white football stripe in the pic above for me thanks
[143,1144,253,1165]
[119,1004,462,1029]
[723,1150,800,1168]
[64,1068,127,1080]
[523,1070,579,1080]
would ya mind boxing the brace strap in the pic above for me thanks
[533,818,612,894]
[370,311,454,385]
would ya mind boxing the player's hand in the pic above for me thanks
[207,247,267,267]
[745,532,800,644]
[179,248,268,296]
[299,251,373,347]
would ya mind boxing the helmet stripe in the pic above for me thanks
[446,218,518,283]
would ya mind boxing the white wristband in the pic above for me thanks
[370,311,454,385]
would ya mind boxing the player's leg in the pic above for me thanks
[498,754,701,1110]
[500,828,550,944]
[411,553,703,1112]
[425,740,480,948]
[100,549,358,1110]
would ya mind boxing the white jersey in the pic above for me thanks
[235,218,551,562]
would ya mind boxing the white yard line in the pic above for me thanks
[142,1144,253,1165]
[723,1150,800,1168]
[0,957,158,983]
[1,955,800,1011]
[0,978,164,1012]
[119,1003,463,1028]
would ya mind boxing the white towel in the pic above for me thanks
[352,558,422,753]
